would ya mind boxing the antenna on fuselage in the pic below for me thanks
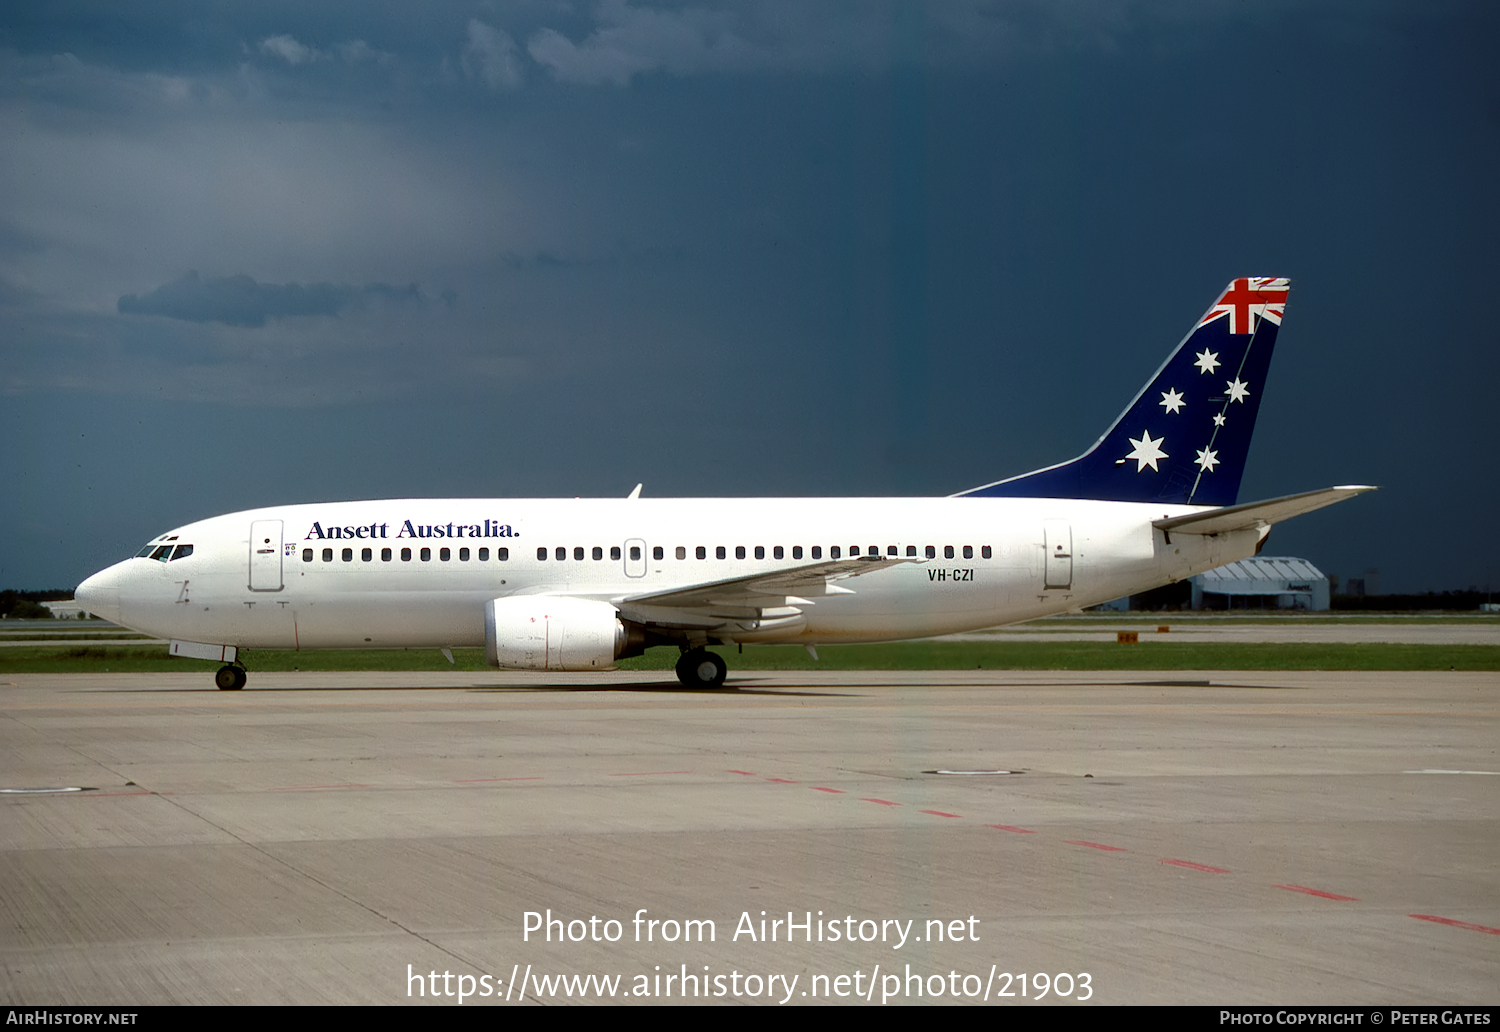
[627,483,643,499]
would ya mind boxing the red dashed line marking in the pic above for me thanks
[1410,914,1500,935]
[730,768,1451,924]
[610,771,691,777]
[1276,884,1358,901]
[1160,859,1230,873]
[95,791,156,797]
[453,777,542,783]
[269,784,370,791]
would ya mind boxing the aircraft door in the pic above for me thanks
[249,520,284,591]
[624,538,647,578]
[1043,519,1073,590]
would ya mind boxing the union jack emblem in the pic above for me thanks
[1196,277,1289,335]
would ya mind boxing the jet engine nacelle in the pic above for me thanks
[485,596,632,671]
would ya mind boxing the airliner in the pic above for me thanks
[75,278,1370,690]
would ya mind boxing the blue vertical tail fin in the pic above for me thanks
[957,277,1289,507]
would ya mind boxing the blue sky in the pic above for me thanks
[2,1,1496,593]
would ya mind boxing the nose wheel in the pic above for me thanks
[675,648,727,689]
[215,664,247,691]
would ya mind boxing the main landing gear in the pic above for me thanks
[675,647,727,689]
[215,664,247,691]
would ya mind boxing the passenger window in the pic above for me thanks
[944,545,954,559]
[362,547,372,561]
[630,546,641,561]
[754,546,765,560]
[498,548,509,561]
[774,546,783,559]
[925,545,936,559]
[401,547,412,561]
[342,548,353,562]
[574,546,584,561]
[793,546,803,559]
[323,548,334,562]
[885,545,895,556]
[151,545,172,561]
[982,545,992,559]
[831,546,841,559]
[735,546,746,559]
[850,545,860,556]
[963,545,973,559]
[676,546,687,560]
[696,546,706,559]
[421,547,431,561]
[556,547,566,561]
[382,547,393,561]
[869,545,879,556]
[811,546,821,559]
[906,545,917,557]
[478,548,489,561]
[593,546,604,560]
[303,548,314,562]
[716,546,726,559]
[459,547,469,561]
[170,544,194,560]
[653,546,664,560]
[441,548,451,561]
[537,547,547,561]
[611,545,622,561]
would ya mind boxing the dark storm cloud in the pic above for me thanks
[116,271,423,328]
[1,0,1496,595]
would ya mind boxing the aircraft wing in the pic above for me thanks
[612,555,920,632]
[1153,485,1376,537]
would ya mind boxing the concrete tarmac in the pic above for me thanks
[1,670,1496,1006]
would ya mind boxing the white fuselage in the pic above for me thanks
[77,496,1262,651]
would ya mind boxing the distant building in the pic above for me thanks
[39,599,90,620]
[1190,557,1330,611]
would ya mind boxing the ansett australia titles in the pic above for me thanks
[304,520,518,541]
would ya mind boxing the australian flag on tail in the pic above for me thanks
[958,277,1290,508]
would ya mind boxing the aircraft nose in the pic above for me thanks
[75,566,123,625]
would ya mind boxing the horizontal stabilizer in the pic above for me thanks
[1153,485,1375,536]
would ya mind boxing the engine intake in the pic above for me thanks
[484,596,637,671]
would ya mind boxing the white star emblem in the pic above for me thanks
[1225,378,1250,404]
[1159,388,1185,414]
[1213,413,1227,427]
[1194,349,1220,374]
[1125,430,1168,472]
[1195,447,1220,472]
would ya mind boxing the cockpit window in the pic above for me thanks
[136,546,156,558]
[170,544,194,561]
[149,545,172,561]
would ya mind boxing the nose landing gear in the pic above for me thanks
[674,648,727,689]
[215,664,247,691]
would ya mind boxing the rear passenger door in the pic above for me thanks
[1043,519,1072,590]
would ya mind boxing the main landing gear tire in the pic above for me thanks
[675,648,727,690]
[215,665,247,691]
